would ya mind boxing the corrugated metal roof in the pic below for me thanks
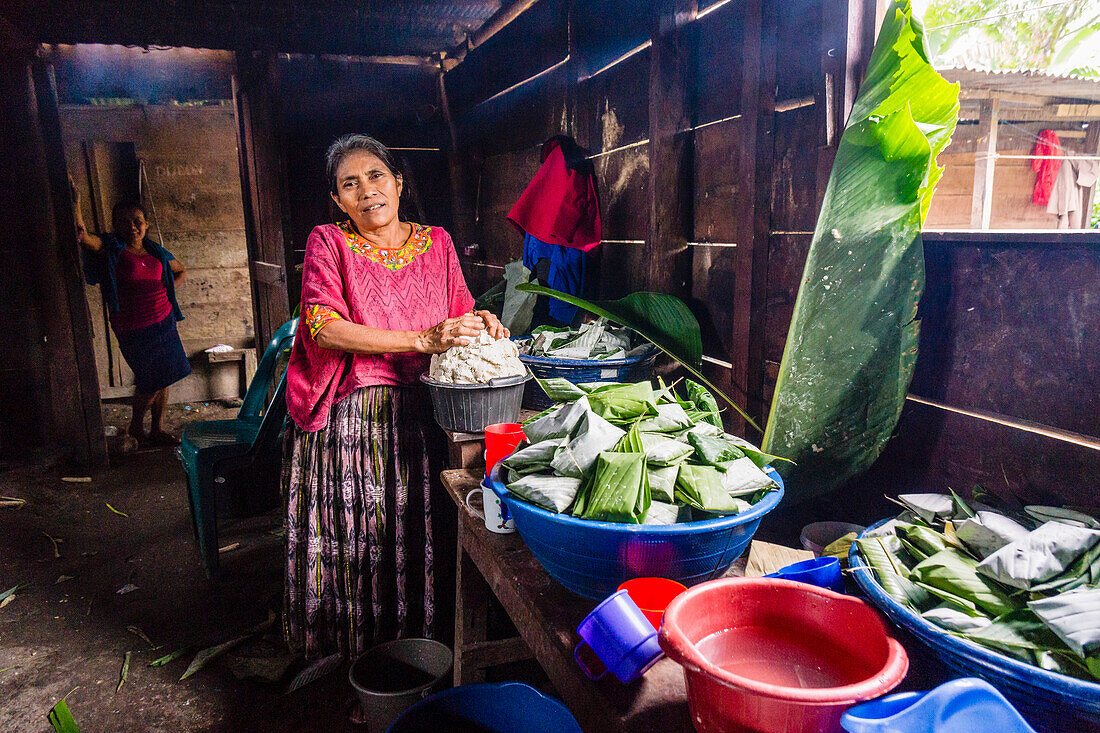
[940,66,1100,103]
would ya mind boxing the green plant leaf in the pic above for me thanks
[47,698,81,733]
[516,284,759,431]
[762,0,959,498]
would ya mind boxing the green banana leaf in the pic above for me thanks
[500,439,563,477]
[1028,588,1100,659]
[647,465,679,503]
[47,698,81,733]
[587,382,658,423]
[523,397,591,443]
[674,463,744,515]
[687,432,746,467]
[636,402,695,433]
[854,536,931,608]
[638,432,694,467]
[762,0,959,498]
[516,284,759,431]
[534,376,587,403]
[573,452,650,524]
[684,380,722,428]
[549,410,625,478]
[912,550,1017,617]
[506,474,582,513]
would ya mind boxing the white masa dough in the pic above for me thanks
[429,331,526,384]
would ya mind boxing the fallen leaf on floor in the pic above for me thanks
[227,652,300,682]
[43,532,63,559]
[116,584,138,595]
[218,542,240,554]
[284,652,342,694]
[61,477,92,483]
[115,651,131,693]
[0,585,20,605]
[127,626,154,646]
[179,635,252,681]
[46,697,81,733]
[149,647,192,667]
[0,496,26,508]
[55,575,74,585]
[105,503,129,518]
[0,595,15,610]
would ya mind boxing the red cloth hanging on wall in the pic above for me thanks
[1031,129,1062,206]
[508,138,602,252]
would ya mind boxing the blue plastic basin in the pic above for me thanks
[849,519,1100,733]
[486,464,784,599]
[386,682,581,733]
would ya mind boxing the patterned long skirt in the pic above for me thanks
[283,385,453,660]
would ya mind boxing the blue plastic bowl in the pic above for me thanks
[387,682,581,733]
[515,343,659,410]
[849,519,1100,733]
[486,464,784,599]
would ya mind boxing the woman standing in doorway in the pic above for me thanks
[74,183,191,447]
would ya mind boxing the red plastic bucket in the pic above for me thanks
[617,577,687,629]
[659,578,908,733]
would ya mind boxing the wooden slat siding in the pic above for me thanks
[31,59,108,467]
[233,52,291,351]
[646,1,695,296]
[969,99,999,229]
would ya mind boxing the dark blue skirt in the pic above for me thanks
[115,315,192,394]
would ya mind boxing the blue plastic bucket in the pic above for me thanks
[574,589,663,683]
[386,682,581,733]
[841,678,1036,733]
[766,556,844,593]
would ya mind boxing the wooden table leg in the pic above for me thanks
[453,521,488,685]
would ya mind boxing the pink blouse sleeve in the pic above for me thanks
[299,228,349,340]
[440,229,475,318]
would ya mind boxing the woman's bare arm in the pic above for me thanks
[70,176,104,253]
[169,258,186,284]
[314,312,486,355]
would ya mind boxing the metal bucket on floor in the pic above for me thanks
[348,638,453,733]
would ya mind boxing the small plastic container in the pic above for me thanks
[617,577,687,629]
[575,589,663,683]
[801,521,866,556]
[766,556,844,593]
[420,373,531,433]
[484,422,526,476]
[841,678,1037,733]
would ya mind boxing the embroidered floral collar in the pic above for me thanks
[338,220,432,270]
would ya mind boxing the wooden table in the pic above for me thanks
[444,468,702,732]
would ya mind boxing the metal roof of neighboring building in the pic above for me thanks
[940,66,1100,103]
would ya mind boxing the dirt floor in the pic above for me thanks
[0,402,362,731]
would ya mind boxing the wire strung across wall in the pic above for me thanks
[924,0,1084,32]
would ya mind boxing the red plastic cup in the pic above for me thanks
[617,577,687,630]
[484,422,526,477]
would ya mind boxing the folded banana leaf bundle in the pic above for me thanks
[499,378,783,525]
[855,492,1100,682]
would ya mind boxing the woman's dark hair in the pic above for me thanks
[325,134,401,194]
[111,199,147,221]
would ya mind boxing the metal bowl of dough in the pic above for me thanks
[420,372,532,433]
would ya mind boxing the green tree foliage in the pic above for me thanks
[917,0,1100,76]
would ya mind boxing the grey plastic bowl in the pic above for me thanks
[420,372,532,433]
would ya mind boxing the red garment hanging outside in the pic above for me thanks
[508,138,601,252]
[1031,129,1062,206]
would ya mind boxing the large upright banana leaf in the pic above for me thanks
[762,0,959,498]
[517,284,759,431]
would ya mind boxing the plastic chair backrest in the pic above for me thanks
[239,318,298,421]
[248,372,288,456]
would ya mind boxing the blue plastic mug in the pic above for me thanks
[574,590,663,683]
[841,678,1037,733]
[765,556,844,593]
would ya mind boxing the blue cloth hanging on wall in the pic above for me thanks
[522,232,586,325]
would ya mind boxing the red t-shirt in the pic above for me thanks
[109,249,172,333]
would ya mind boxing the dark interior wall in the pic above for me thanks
[271,56,452,307]
[444,0,869,434]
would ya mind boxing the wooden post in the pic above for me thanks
[30,56,108,467]
[970,98,999,230]
[233,51,291,352]
[1081,121,1100,227]
[646,0,696,297]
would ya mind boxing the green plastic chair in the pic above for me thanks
[178,318,298,577]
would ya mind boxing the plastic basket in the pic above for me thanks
[420,373,531,433]
[486,463,784,599]
[849,519,1100,733]
[517,345,659,410]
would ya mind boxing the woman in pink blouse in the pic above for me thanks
[283,135,507,678]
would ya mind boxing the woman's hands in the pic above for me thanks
[417,313,486,354]
[415,311,510,354]
[475,309,509,340]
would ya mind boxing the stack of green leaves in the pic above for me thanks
[500,378,783,525]
[855,491,1100,682]
[518,318,652,361]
